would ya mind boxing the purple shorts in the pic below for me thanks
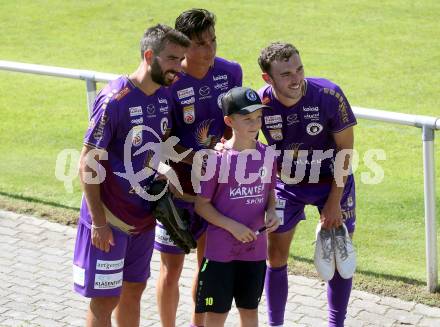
[274,174,356,234]
[154,198,207,254]
[73,221,155,298]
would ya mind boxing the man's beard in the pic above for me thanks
[151,57,176,86]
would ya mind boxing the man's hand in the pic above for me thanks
[320,198,343,230]
[91,224,115,252]
[265,209,281,233]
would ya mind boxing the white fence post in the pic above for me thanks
[85,79,97,119]
[422,126,438,292]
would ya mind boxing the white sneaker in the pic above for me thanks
[314,223,336,281]
[334,223,356,279]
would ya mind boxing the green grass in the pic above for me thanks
[1,0,440,302]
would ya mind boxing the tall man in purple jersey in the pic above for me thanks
[257,42,357,327]
[72,24,189,327]
[154,9,242,327]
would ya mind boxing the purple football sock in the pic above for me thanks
[327,270,352,327]
[265,264,288,326]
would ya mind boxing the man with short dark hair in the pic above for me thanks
[154,8,242,327]
[258,42,357,327]
[72,24,189,327]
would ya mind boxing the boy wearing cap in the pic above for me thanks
[194,87,280,327]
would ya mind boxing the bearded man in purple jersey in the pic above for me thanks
[257,42,357,327]
[154,8,242,327]
[72,24,189,327]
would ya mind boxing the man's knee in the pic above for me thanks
[267,228,296,267]
[90,296,119,316]
[159,253,185,283]
[121,281,147,302]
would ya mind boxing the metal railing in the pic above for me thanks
[1,60,439,291]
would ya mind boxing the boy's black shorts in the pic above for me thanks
[195,258,266,313]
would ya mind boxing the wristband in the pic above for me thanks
[91,223,108,229]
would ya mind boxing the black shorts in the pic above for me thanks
[195,258,266,313]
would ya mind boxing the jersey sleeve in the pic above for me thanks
[234,62,243,87]
[83,91,118,150]
[322,86,357,133]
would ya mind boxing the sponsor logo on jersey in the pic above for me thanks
[158,97,168,105]
[264,115,282,125]
[177,87,195,99]
[96,259,124,271]
[181,97,195,105]
[276,198,286,209]
[262,96,270,105]
[214,81,229,90]
[183,105,195,124]
[269,129,283,141]
[159,106,169,113]
[303,106,319,112]
[131,117,143,125]
[160,117,168,135]
[114,87,130,100]
[266,123,282,129]
[213,74,228,81]
[129,106,143,117]
[229,185,265,199]
[132,125,143,146]
[155,224,176,246]
[275,198,286,225]
[287,113,299,125]
[73,265,85,286]
[146,104,155,115]
[199,86,211,97]
[304,113,320,120]
[94,272,123,290]
[217,93,226,109]
[306,122,323,136]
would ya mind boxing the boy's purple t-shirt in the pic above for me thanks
[258,78,357,182]
[198,142,277,262]
[81,76,173,232]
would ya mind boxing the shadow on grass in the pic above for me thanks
[0,191,79,211]
[291,255,434,289]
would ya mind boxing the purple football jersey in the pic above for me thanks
[258,78,357,182]
[170,57,242,151]
[198,142,277,262]
[81,76,173,233]
[168,57,242,194]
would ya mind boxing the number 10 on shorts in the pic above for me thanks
[205,297,214,306]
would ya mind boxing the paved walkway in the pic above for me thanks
[0,210,439,326]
